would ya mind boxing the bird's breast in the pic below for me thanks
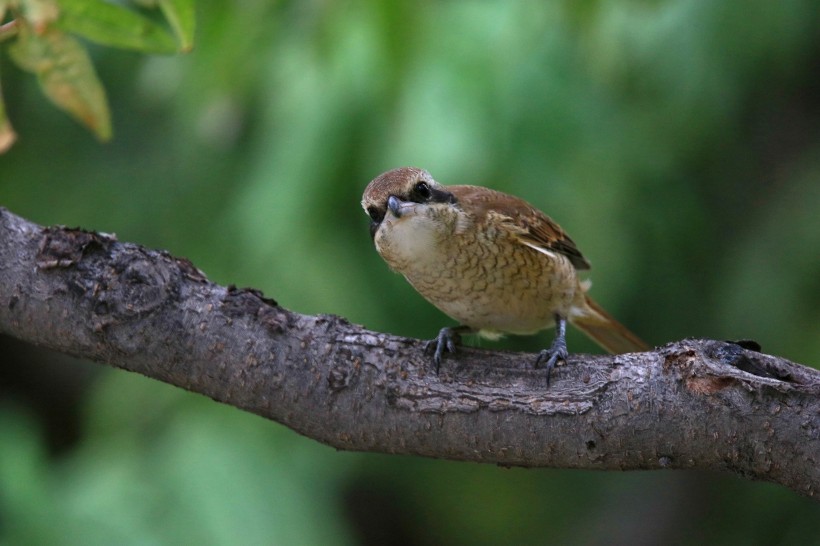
[375,214,581,335]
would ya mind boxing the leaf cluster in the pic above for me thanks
[0,0,194,151]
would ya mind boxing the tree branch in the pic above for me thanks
[1,207,818,498]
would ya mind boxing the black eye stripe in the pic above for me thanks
[410,181,457,205]
[415,182,431,199]
[431,187,457,204]
[367,206,384,222]
[409,182,431,202]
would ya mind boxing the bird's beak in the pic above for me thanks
[387,195,417,218]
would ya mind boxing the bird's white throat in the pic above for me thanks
[375,208,444,269]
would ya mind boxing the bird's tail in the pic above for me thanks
[570,295,649,354]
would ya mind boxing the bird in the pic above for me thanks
[361,167,649,384]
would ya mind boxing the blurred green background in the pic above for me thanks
[2,0,819,544]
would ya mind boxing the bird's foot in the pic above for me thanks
[424,326,465,373]
[535,334,568,386]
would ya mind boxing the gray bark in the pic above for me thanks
[1,207,818,498]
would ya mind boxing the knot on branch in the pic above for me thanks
[37,225,116,269]
[35,225,183,336]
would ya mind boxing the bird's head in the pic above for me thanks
[361,167,458,240]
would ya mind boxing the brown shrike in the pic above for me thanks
[361,167,648,384]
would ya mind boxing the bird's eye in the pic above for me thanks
[367,206,384,223]
[413,181,432,201]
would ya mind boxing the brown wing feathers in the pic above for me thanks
[448,185,590,270]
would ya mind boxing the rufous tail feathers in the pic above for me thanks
[570,295,649,354]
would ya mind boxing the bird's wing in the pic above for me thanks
[449,185,591,270]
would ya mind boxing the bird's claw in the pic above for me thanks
[424,327,462,373]
[535,337,568,386]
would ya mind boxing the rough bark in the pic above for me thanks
[1,207,818,498]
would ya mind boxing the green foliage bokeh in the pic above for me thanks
[1,1,819,544]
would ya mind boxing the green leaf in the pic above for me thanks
[17,0,60,29]
[0,72,17,153]
[9,21,111,141]
[0,9,18,46]
[55,0,178,54]
[159,0,195,52]
[0,115,14,153]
